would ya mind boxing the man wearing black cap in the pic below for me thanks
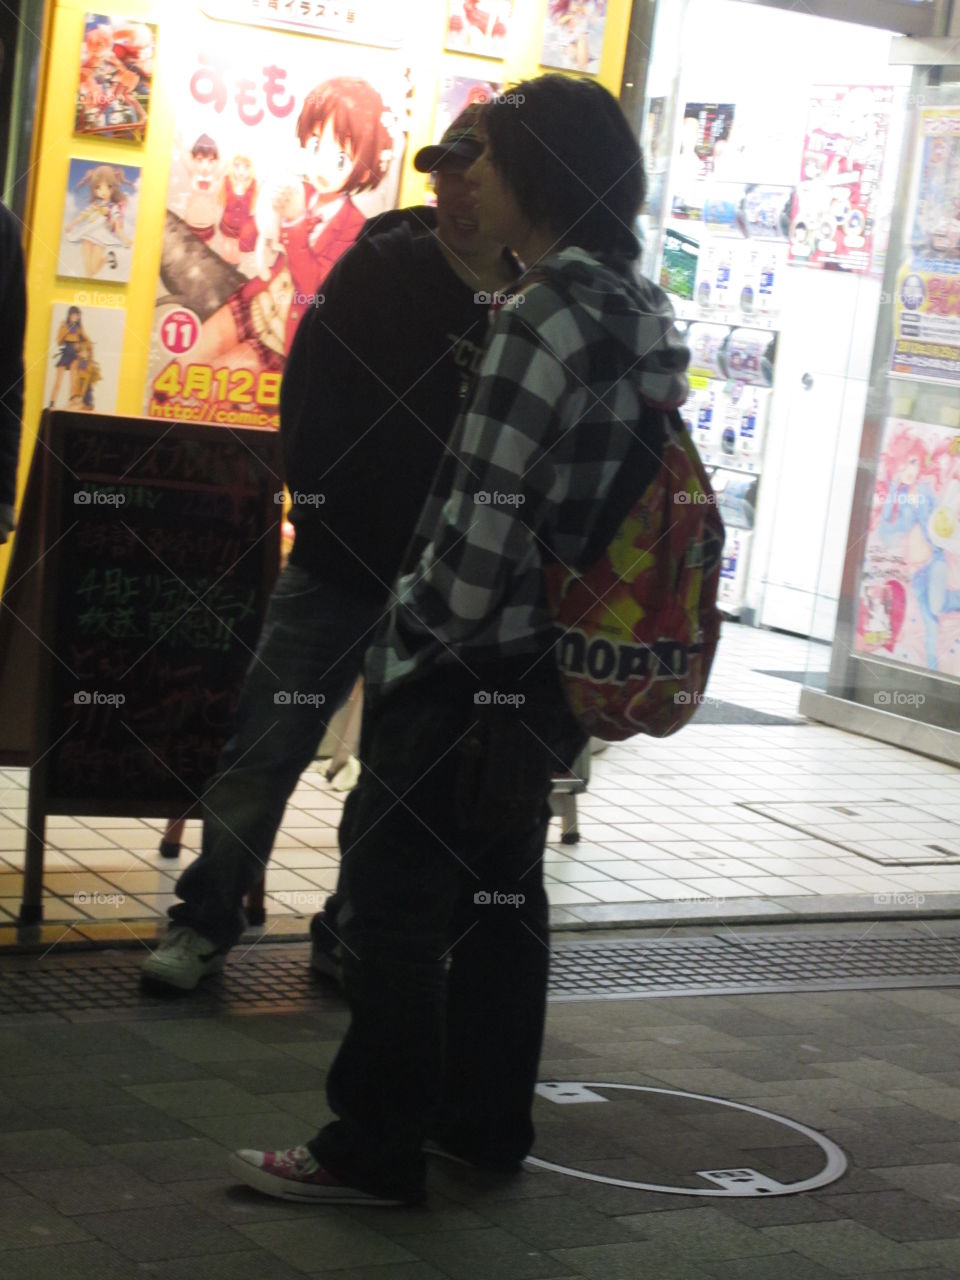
[141,105,519,991]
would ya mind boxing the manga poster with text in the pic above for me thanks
[889,108,960,386]
[788,85,894,274]
[75,13,156,144]
[144,17,408,429]
[855,417,960,677]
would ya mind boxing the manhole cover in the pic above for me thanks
[739,799,960,866]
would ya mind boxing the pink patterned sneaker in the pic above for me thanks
[227,1144,416,1205]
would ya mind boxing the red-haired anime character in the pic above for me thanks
[183,77,394,376]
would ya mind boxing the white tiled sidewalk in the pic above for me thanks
[1,623,958,944]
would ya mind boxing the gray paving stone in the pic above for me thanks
[720,1196,843,1228]
[129,1021,290,1063]
[97,1137,231,1183]
[298,1266,451,1280]
[0,1128,101,1171]
[239,1216,418,1272]
[0,1193,95,1248]
[760,1220,931,1273]
[0,1241,136,1280]
[135,1250,305,1280]
[123,1079,269,1118]
[873,1163,960,1205]
[7,1163,182,1214]
[185,1109,314,1150]
[816,1190,960,1242]
[78,1052,206,1085]
[0,1072,133,1110]
[40,1104,196,1146]
[904,1239,960,1269]
[617,1206,789,1259]
[76,1204,251,1262]
[463,1194,637,1249]
[550,1240,716,1279]
[207,1057,330,1094]
[697,1254,864,1280]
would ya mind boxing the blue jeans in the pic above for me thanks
[170,563,383,948]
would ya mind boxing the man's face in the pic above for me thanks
[463,137,525,250]
[433,157,493,259]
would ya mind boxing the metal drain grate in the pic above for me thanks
[1,932,960,1018]
[548,933,960,1000]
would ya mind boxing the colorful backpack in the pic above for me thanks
[544,408,724,741]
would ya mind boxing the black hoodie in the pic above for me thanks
[281,206,517,601]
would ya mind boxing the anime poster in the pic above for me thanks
[143,21,408,428]
[435,76,502,143]
[540,1,606,76]
[75,14,155,143]
[444,1,512,59]
[889,108,960,386]
[855,417,960,676]
[676,103,737,184]
[788,85,894,274]
[58,158,140,283]
[44,302,125,414]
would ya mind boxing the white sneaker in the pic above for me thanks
[140,925,226,991]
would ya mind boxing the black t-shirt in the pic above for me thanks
[281,208,514,600]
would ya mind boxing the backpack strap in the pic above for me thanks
[572,401,667,571]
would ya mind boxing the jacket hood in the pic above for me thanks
[520,246,689,410]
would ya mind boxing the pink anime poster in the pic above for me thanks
[143,16,408,428]
[444,1,512,59]
[788,85,894,274]
[855,417,960,677]
[75,13,156,144]
[540,1,607,77]
[434,76,502,145]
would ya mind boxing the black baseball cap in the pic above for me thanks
[413,103,484,173]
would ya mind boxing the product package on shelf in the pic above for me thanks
[718,527,753,613]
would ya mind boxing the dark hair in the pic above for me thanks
[296,77,393,196]
[191,134,219,160]
[67,306,82,321]
[483,75,645,258]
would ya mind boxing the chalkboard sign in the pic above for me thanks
[36,411,282,808]
[0,412,282,923]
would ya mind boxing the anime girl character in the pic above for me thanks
[549,0,591,73]
[184,135,223,242]
[63,164,134,278]
[218,153,258,265]
[49,306,90,408]
[76,17,147,137]
[180,77,394,378]
[70,335,101,411]
[877,431,960,670]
